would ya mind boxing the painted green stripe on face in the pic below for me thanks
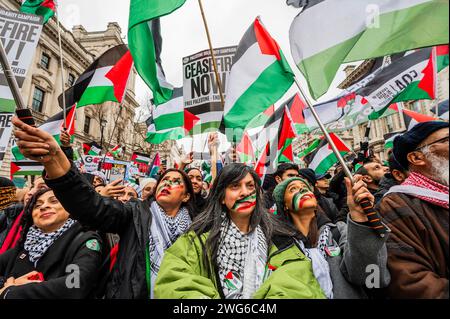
[232,192,257,210]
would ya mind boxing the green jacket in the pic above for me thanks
[154,231,326,299]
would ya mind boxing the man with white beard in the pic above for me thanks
[379,121,449,299]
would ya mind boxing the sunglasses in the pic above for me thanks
[415,135,449,151]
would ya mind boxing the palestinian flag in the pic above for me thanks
[146,87,186,144]
[402,109,439,131]
[436,45,450,72]
[128,1,186,105]
[253,104,297,176]
[298,138,321,159]
[224,16,294,142]
[147,153,161,178]
[131,152,151,164]
[289,0,449,99]
[111,145,124,158]
[356,48,436,114]
[20,0,55,24]
[12,105,76,161]
[431,100,449,120]
[255,142,271,179]
[11,161,44,176]
[305,134,351,174]
[83,142,102,156]
[58,45,133,109]
[236,132,255,164]
[284,94,309,135]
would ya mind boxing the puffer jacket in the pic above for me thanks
[154,231,326,299]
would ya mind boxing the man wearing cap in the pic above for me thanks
[316,173,332,195]
[379,121,449,299]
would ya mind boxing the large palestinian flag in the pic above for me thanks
[20,0,55,24]
[12,105,76,161]
[224,17,294,142]
[128,1,185,105]
[289,0,449,99]
[245,104,275,139]
[58,45,133,109]
[305,134,351,174]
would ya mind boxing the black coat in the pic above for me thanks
[0,222,102,299]
[45,165,152,299]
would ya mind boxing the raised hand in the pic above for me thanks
[100,179,126,198]
[60,129,71,147]
[345,175,374,223]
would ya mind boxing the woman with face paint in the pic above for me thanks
[272,176,391,299]
[8,115,198,299]
[154,164,325,299]
[186,168,208,213]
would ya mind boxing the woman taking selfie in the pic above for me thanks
[0,188,103,299]
[12,117,196,299]
[154,164,325,299]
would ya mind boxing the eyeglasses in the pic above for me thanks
[415,135,449,151]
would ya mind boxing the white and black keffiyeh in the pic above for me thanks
[24,218,75,266]
[217,215,268,299]
[148,201,191,298]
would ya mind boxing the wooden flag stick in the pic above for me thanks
[55,2,67,128]
[197,0,225,108]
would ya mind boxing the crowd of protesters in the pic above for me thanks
[0,117,447,299]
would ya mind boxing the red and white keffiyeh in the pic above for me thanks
[402,172,449,209]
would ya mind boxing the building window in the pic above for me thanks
[84,116,91,134]
[385,115,395,132]
[68,73,76,86]
[32,87,45,112]
[40,53,50,69]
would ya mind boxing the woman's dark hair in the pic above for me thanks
[189,163,297,278]
[155,168,196,219]
[18,187,52,248]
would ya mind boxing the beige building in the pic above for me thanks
[0,0,180,178]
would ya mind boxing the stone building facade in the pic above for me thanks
[0,0,180,178]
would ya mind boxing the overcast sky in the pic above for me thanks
[59,0,348,152]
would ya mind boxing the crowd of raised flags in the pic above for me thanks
[0,0,448,303]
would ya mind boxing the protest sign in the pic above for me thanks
[183,46,237,134]
[0,8,43,167]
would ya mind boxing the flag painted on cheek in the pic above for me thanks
[292,191,315,211]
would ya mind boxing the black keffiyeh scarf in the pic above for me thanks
[24,218,75,265]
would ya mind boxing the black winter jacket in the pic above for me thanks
[0,222,102,299]
[45,165,152,299]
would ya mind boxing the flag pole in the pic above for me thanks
[293,76,388,237]
[293,77,354,180]
[197,0,225,108]
[55,2,67,129]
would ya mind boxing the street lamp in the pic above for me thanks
[100,118,107,152]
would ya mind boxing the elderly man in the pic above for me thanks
[379,121,449,299]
